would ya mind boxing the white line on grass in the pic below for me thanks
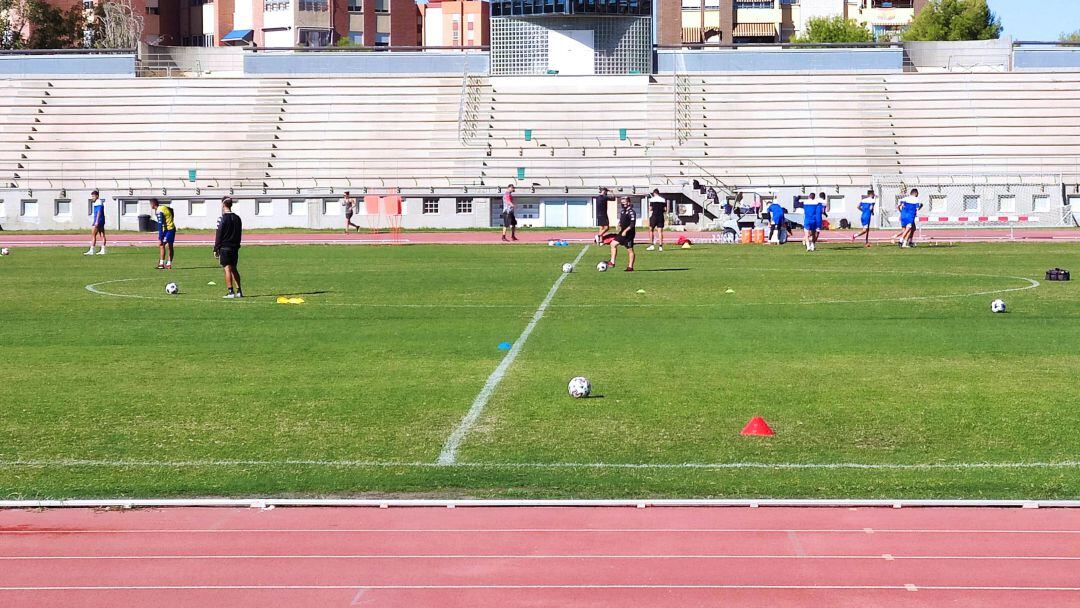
[436,245,590,465]
[2,554,1076,561]
[2,458,1078,471]
[2,584,1078,591]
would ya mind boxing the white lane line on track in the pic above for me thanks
[436,245,590,465]
[1,585,1078,591]
[4,459,1078,472]
[1,554,1077,561]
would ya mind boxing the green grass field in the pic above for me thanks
[1,241,1078,500]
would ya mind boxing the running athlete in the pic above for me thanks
[802,192,824,252]
[767,199,787,244]
[150,198,176,269]
[594,187,614,244]
[501,184,518,242]
[608,197,637,272]
[646,189,666,252]
[214,197,244,299]
[342,191,361,234]
[898,188,922,249]
[852,189,877,247]
[84,190,107,256]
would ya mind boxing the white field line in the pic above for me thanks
[1,584,1078,591]
[84,270,1041,308]
[1,554,1077,561]
[3,458,1078,472]
[436,245,590,465]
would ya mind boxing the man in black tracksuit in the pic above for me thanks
[607,197,637,272]
[214,197,244,299]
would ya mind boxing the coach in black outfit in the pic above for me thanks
[214,197,244,299]
[606,197,637,272]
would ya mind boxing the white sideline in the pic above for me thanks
[1,554,1077,561]
[1,584,1078,591]
[436,245,590,465]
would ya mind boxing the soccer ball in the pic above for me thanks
[991,299,1006,313]
[165,282,179,295]
[596,261,609,272]
[568,376,591,399]
[562,263,573,273]
[0,248,9,256]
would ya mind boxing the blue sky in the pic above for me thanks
[988,0,1080,41]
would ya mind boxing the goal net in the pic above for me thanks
[872,173,1077,229]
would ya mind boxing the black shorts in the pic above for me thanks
[345,212,354,219]
[614,231,636,249]
[502,211,517,227]
[649,214,665,229]
[218,247,239,268]
[596,215,609,228]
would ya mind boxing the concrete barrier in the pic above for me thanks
[244,51,489,75]
[657,47,903,73]
[0,53,135,77]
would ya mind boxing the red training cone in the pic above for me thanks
[740,416,774,436]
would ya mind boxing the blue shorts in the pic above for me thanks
[861,213,873,227]
[159,230,175,245]
[901,216,916,228]
[804,220,821,232]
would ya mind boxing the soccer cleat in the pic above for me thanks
[96,247,106,255]
[235,291,243,298]
[156,263,165,270]
[658,246,663,252]
[501,235,509,242]
[624,267,634,272]
[84,248,95,255]
[223,293,236,299]
[165,262,172,269]
[511,236,519,241]
[594,235,601,244]
[646,245,655,251]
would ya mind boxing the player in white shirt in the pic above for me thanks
[646,189,667,251]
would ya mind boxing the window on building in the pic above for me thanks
[146,5,159,14]
[456,198,473,214]
[929,194,947,214]
[347,0,361,11]
[256,199,273,216]
[873,24,904,41]
[348,31,363,44]
[871,0,913,7]
[374,0,388,11]
[298,0,328,11]
[54,199,71,216]
[374,32,389,46]
[735,1,774,8]
[264,0,289,12]
[423,198,440,214]
[82,0,94,9]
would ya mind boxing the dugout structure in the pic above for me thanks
[489,1,653,76]
[873,174,1077,228]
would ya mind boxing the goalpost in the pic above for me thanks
[872,173,1077,231]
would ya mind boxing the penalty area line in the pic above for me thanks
[436,245,590,465]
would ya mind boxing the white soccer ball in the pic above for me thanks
[568,376,591,399]
[991,299,1006,313]
[596,261,609,272]
[562,263,573,273]
[0,248,9,256]
[165,282,179,295]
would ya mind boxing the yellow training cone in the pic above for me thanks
[276,296,289,304]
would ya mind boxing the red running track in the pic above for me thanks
[2,228,1079,247]
[1,506,1078,607]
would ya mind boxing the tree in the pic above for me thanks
[902,0,1002,42]
[93,0,143,49]
[0,0,30,49]
[1061,30,1080,43]
[24,0,86,49]
[791,16,873,44]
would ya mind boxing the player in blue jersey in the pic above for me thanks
[767,199,787,244]
[84,190,107,256]
[150,198,176,269]
[898,188,922,248]
[852,189,877,247]
[802,192,824,252]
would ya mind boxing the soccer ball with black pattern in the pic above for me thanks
[567,377,591,399]
[165,283,179,295]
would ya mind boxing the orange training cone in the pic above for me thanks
[740,416,774,436]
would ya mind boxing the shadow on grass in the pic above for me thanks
[636,268,690,273]
[247,290,334,299]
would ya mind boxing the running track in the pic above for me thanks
[2,228,1080,247]
[1,505,1078,607]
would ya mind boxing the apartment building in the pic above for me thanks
[420,1,489,48]
[679,0,926,45]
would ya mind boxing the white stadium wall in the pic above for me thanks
[1,70,1080,230]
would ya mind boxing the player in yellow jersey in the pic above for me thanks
[150,198,176,269]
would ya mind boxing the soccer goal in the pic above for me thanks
[873,173,1077,229]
